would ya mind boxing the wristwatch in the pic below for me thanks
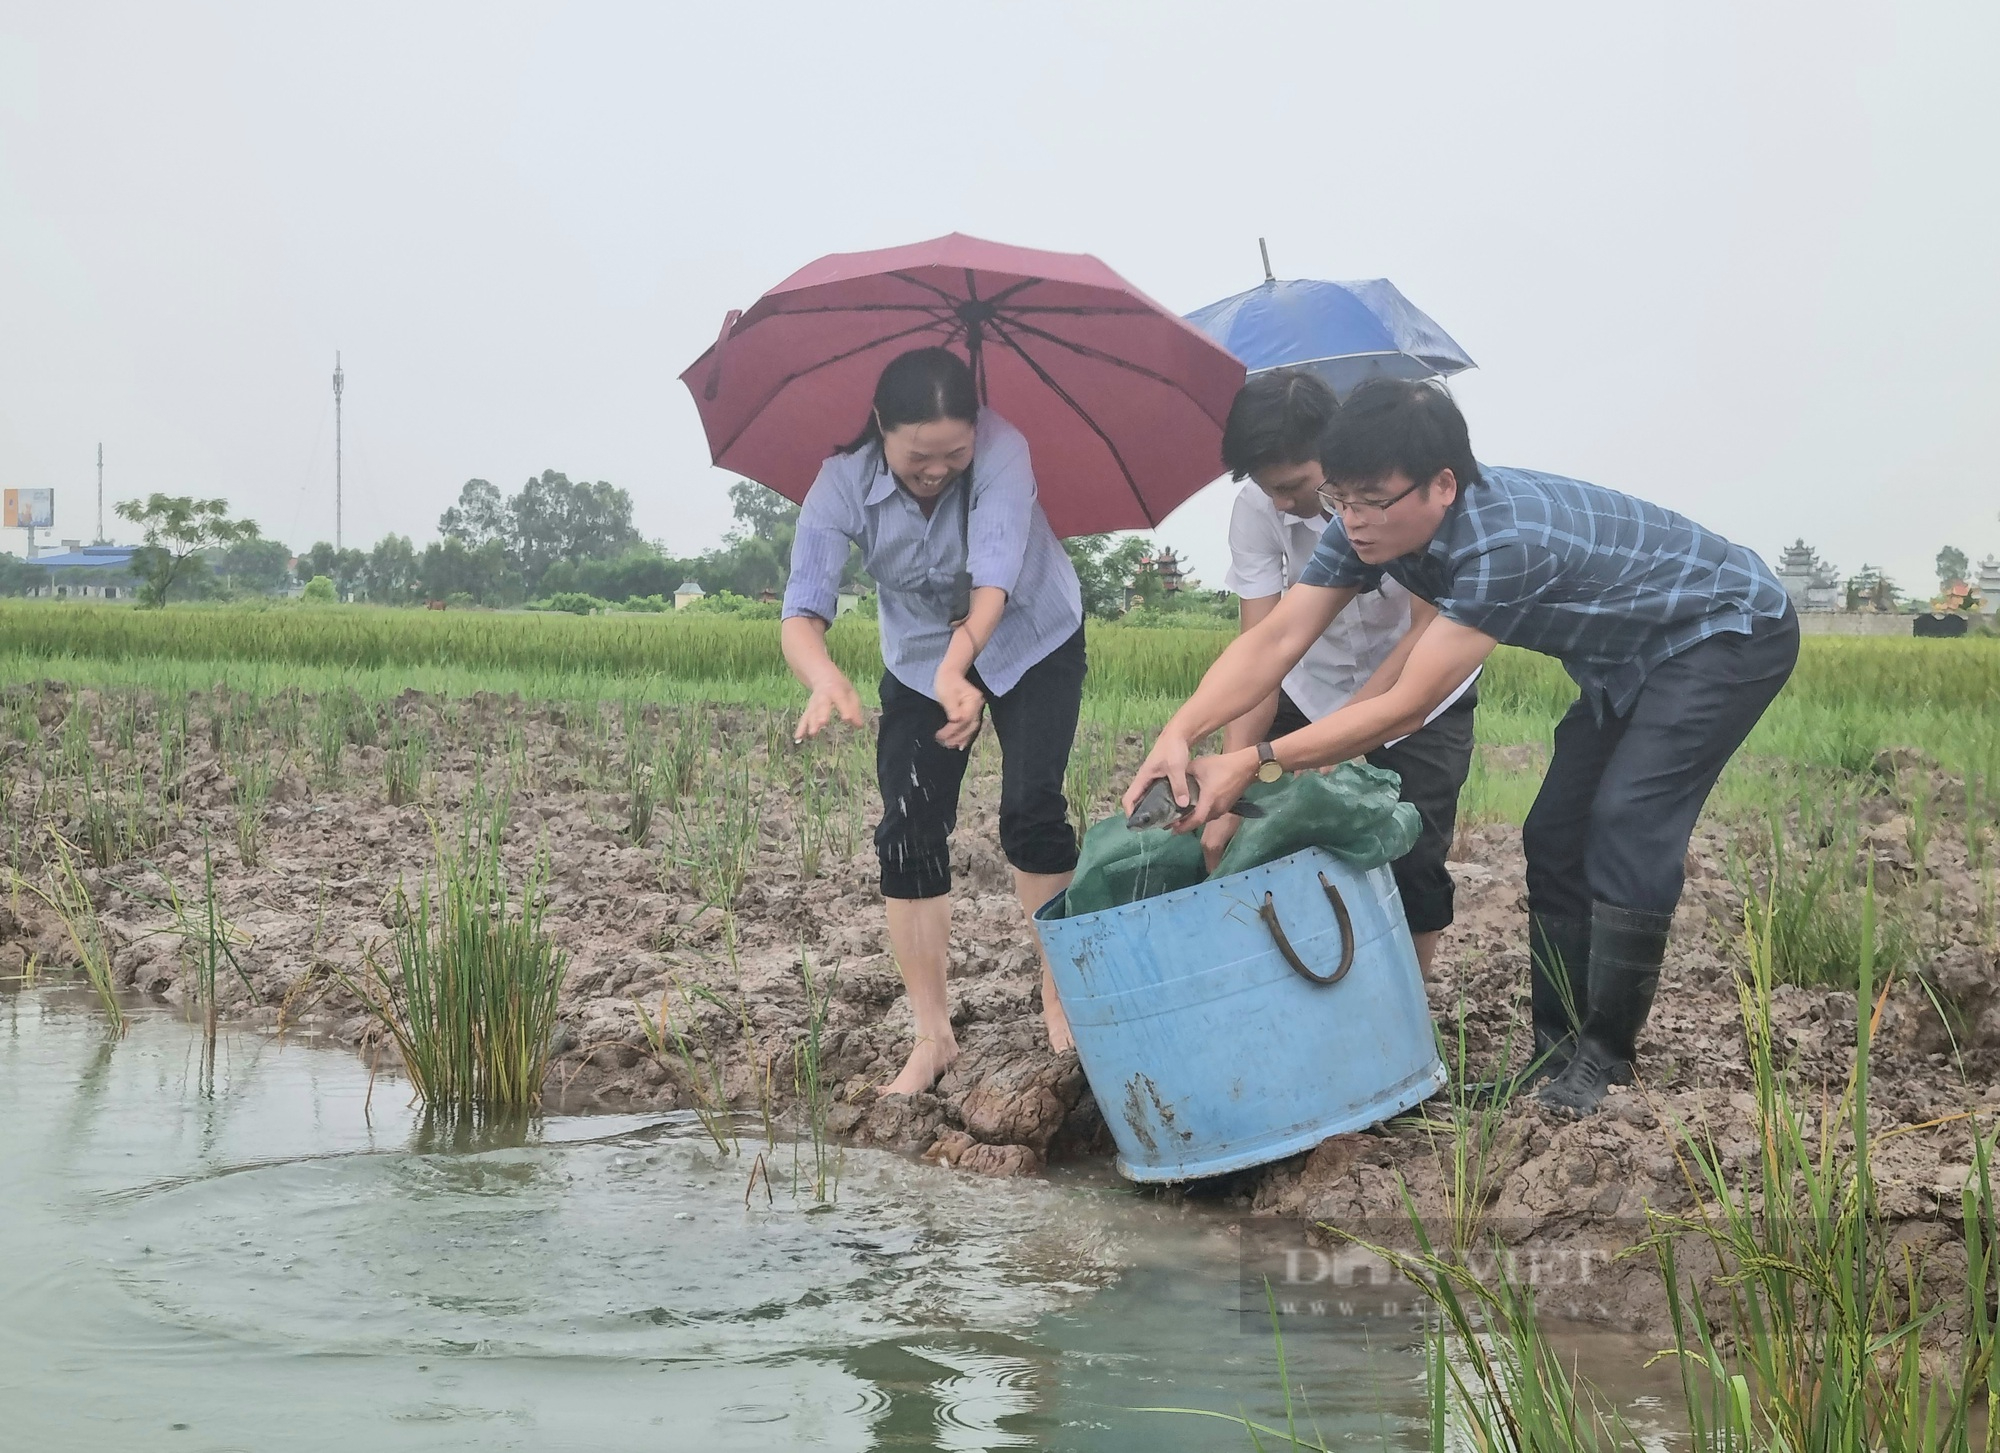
[1255,741,1285,784]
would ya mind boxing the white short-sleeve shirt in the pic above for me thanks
[1222,481,1477,727]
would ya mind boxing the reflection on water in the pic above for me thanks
[0,986,1674,1451]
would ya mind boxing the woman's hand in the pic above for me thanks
[933,668,986,750]
[1170,750,1260,834]
[1121,732,1193,817]
[794,673,863,743]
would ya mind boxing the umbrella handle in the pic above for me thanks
[703,309,742,401]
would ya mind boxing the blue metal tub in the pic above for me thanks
[1033,846,1444,1183]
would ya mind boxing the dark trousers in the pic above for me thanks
[874,626,1087,900]
[1270,686,1478,935]
[1522,610,1800,919]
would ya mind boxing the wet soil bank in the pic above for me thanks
[5,685,1996,1340]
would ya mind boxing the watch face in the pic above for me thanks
[1258,759,1284,783]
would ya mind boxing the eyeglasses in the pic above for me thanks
[1316,475,1428,522]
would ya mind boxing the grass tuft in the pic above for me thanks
[344,809,567,1117]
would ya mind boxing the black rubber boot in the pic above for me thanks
[1535,902,1671,1116]
[1462,913,1591,1104]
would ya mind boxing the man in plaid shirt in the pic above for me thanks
[1124,379,1798,1116]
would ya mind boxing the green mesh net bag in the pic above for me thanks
[1058,761,1420,918]
[1213,761,1420,878]
[1059,812,1210,918]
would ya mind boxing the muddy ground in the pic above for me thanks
[4,685,1996,1339]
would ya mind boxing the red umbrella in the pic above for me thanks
[679,233,1245,537]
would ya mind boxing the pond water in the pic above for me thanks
[1,987,1676,1451]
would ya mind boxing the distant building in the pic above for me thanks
[673,579,705,611]
[26,542,139,600]
[1775,539,1842,612]
[1978,556,2000,616]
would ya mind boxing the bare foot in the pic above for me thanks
[881,1035,959,1097]
[1041,974,1075,1055]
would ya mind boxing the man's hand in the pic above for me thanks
[794,673,863,743]
[1121,733,1193,818]
[1170,749,1260,833]
[933,668,986,750]
[1200,812,1244,873]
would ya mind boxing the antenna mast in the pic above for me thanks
[96,443,104,543]
[332,352,345,551]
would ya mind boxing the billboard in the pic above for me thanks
[4,489,54,530]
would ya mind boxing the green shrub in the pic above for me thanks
[301,575,337,603]
[538,592,607,616]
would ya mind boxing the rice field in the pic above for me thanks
[5,599,1999,774]
[5,599,1999,1446]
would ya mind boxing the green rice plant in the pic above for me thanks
[384,718,431,807]
[622,717,660,846]
[663,706,713,799]
[72,749,125,869]
[233,754,275,866]
[502,722,536,792]
[794,747,836,880]
[114,690,141,756]
[58,702,93,784]
[142,836,257,1043]
[4,690,41,750]
[1648,874,2000,1452]
[633,978,738,1155]
[23,828,122,1035]
[1727,808,1913,989]
[342,814,568,1117]
[341,689,380,748]
[1063,718,1124,839]
[1456,740,1549,829]
[792,949,840,1204]
[271,687,304,750]
[159,697,189,784]
[1401,999,1532,1262]
[663,754,765,911]
[312,695,347,784]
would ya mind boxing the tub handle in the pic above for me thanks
[1259,873,1356,986]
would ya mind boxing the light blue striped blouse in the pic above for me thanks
[782,409,1084,700]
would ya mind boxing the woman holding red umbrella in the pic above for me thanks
[782,346,1087,1096]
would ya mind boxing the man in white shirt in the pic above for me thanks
[1205,369,1478,972]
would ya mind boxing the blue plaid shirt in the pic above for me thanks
[1297,465,1791,717]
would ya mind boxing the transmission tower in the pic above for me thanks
[96,443,104,543]
[332,352,345,550]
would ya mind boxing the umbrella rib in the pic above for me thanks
[985,316,1154,527]
[995,315,1232,427]
[730,300,960,325]
[708,316,960,459]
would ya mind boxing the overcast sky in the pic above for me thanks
[3,3,1995,596]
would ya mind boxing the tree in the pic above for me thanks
[301,575,337,603]
[0,553,44,596]
[509,470,640,591]
[727,479,798,543]
[1063,534,1154,618]
[212,537,294,595]
[363,534,421,604]
[438,479,510,550]
[297,542,366,599]
[1937,545,1970,590]
[114,495,261,608]
[417,537,522,606]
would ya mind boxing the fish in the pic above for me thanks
[1126,774,1266,832]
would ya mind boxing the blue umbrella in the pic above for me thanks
[1184,240,1474,399]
